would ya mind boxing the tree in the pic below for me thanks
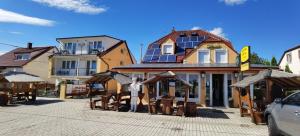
[285,64,293,73]
[250,52,270,65]
[271,56,278,66]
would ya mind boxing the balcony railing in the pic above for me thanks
[51,68,97,76]
[54,49,104,56]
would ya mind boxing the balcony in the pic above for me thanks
[54,48,104,56]
[51,68,97,77]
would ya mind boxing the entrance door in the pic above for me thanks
[212,74,224,106]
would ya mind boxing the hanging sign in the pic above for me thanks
[240,46,251,72]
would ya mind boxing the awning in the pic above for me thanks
[231,69,300,88]
[0,71,45,83]
[85,71,132,85]
[142,71,192,87]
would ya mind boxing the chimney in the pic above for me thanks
[27,42,33,49]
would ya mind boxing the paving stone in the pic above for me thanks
[0,98,268,136]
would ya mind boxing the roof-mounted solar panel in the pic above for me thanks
[145,49,155,55]
[153,48,161,55]
[167,55,176,62]
[151,43,160,49]
[158,55,168,62]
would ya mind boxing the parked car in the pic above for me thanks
[264,91,300,136]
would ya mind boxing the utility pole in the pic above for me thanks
[140,44,143,63]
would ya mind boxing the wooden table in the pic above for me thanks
[161,98,174,115]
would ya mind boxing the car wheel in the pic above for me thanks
[268,115,280,136]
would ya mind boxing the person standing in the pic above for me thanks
[129,77,141,112]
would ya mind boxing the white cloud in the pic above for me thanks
[219,0,247,6]
[32,0,106,14]
[0,51,7,56]
[191,26,201,30]
[0,8,55,26]
[9,31,23,35]
[209,27,226,38]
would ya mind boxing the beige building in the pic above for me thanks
[0,43,56,84]
[49,35,136,95]
[113,29,272,108]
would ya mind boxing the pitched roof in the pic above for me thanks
[0,71,45,83]
[85,71,132,85]
[56,35,122,42]
[0,46,54,67]
[278,45,300,64]
[143,29,236,63]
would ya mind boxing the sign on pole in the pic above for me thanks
[240,46,251,72]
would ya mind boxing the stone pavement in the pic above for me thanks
[0,98,268,136]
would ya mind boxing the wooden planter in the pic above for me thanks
[253,111,265,124]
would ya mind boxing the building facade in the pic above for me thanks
[113,29,271,108]
[0,43,56,84]
[279,45,300,75]
[49,35,136,92]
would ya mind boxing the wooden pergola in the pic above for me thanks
[0,71,46,105]
[142,71,193,115]
[231,69,300,124]
[85,71,132,110]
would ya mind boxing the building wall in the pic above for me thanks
[184,42,238,64]
[99,42,134,91]
[57,37,120,54]
[279,48,300,75]
[23,48,56,84]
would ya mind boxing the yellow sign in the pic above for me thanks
[241,62,250,72]
[241,46,250,63]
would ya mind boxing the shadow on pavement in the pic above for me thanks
[197,108,230,119]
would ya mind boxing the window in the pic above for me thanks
[198,50,210,63]
[15,54,30,60]
[120,61,124,66]
[175,74,187,98]
[163,45,173,54]
[287,53,292,63]
[62,61,76,69]
[298,50,300,60]
[215,49,228,63]
[91,60,97,69]
[284,92,300,106]
[70,61,76,69]
[64,43,76,54]
[189,74,199,98]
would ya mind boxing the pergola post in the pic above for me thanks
[246,86,255,124]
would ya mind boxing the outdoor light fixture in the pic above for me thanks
[234,72,239,78]
[201,72,206,78]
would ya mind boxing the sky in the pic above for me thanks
[0,0,300,62]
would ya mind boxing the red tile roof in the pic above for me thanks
[0,46,54,67]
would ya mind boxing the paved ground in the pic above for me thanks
[0,98,268,136]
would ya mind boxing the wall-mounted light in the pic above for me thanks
[201,72,206,78]
[234,72,239,78]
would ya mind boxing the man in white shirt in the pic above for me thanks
[129,77,141,112]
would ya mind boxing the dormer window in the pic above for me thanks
[15,53,30,60]
[191,32,198,36]
[163,45,173,54]
[179,33,186,37]
[287,53,292,63]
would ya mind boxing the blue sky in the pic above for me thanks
[0,0,300,62]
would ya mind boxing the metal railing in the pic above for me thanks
[51,68,96,76]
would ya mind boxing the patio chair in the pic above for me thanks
[175,101,185,116]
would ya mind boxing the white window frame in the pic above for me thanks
[287,53,292,64]
[214,49,228,64]
[162,45,173,54]
[197,49,210,64]
[15,53,30,60]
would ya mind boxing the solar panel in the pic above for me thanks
[185,42,193,48]
[183,37,189,42]
[151,55,159,61]
[176,37,183,43]
[190,36,198,42]
[167,55,176,62]
[145,49,154,55]
[158,55,168,62]
[151,44,160,49]
[153,49,161,55]
[143,55,152,62]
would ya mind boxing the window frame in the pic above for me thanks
[215,49,228,64]
[162,44,174,54]
[286,53,292,63]
[197,49,210,64]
